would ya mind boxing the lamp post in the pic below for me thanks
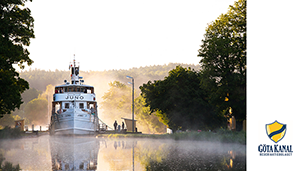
[126,76,134,132]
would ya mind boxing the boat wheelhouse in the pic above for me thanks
[49,58,100,135]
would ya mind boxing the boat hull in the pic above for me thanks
[50,109,98,135]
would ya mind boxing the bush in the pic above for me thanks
[169,130,246,144]
[98,130,246,144]
[217,129,246,144]
[0,127,22,139]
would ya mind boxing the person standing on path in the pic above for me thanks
[122,122,125,130]
[114,120,118,130]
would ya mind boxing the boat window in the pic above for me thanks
[75,67,79,75]
[79,103,84,109]
[77,87,80,92]
[87,89,91,93]
[64,87,68,93]
[65,103,69,109]
[89,103,94,109]
[55,87,64,93]
[71,67,79,76]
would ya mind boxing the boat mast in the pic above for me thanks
[73,54,75,78]
[70,54,80,85]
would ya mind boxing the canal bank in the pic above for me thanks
[97,130,246,145]
[1,127,245,145]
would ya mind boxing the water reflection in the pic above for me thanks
[50,136,99,170]
[137,140,246,171]
[99,139,141,170]
[0,135,245,170]
[0,136,52,170]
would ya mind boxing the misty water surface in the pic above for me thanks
[0,135,245,170]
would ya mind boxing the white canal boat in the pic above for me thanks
[49,58,101,135]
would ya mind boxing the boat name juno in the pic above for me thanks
[66,95,84,100]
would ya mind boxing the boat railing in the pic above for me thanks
[81,109,90,113]
[97,117,113,131]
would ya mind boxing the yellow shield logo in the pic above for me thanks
[266,120,286,143]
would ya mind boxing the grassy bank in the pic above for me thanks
[98,130,246,145]
[0,127,22,139]
[0,127,42,139]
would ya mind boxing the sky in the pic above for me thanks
[23,0,237,71]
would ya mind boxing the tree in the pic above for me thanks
[100,81,132,124]
[197,0,246,130]
[100,81,165,133]
[140,66,225,131]
[0,114,15,128]
[24,97,48,125]
[21,88,42,105]
[0,0,35,117]
[134,96,165,133]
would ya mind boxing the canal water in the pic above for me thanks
[0,135,246,170]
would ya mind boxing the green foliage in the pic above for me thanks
[98,130,246,144]
[100,81,132,124]
[217,129,246,144]
[18,63,198,91]
[24,97,48,125]
[0,127,22,139]
[100,81,165,133]
[168,130,246,144]
[21,88,42,106]
[0,114,15,128]
[0,70,29,117]
[140,66,226,131]
[0,0,35,117]
[19,69,69,91]
[7,88,41,123]
[198,0,246,123]
[134,96,166,133]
